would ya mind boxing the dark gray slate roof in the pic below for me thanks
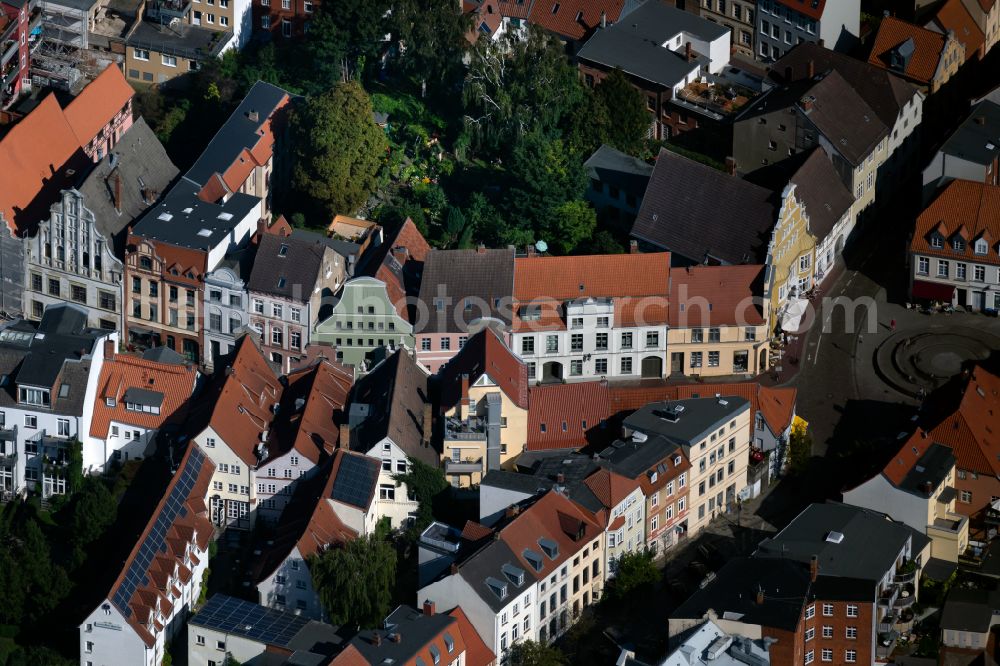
[247,233,327,300]
[771,42,918,131]
[0,304,104,414]
[632,149,777,264]
[141,346,187,365]
[798,70,888,167]
[755,502,928,583]
[671,557,811,632]
[940,588,1000,633]
[347,350,437,465]
[77,118,179,255]
[130,178,259,250]
[350,605,457,664]
[789,148,855,242]
[456,538,537,612]
[624,397,751,452]
[578,2,727,87]
[896,442,956,496]
[584,144,654,199]
[939,100,1000,166]
[186,81,290,188]
[416,248,514,334]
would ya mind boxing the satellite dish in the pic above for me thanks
[534,240,548,253]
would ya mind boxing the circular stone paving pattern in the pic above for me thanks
[877,325,1000,397]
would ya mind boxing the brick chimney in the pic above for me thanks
[807,59,815,79]
[339,423,350,446]
[477,243,487,254]
[423,600,436,617]
[556,472,565,484]
[104,338,115,361]
[755,587,764,605]
[809,555,818,582]
[422,403,433,446]
[685,41,693,61]
[725,157,737,176]
[372,633,382,647]
[629,240,639,254]
[389,632,401,643]
[461,373,471,411]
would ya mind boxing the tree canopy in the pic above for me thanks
[393,457,448,532]
[311,525,398,629]
[609,550,662,601]
[291,80,388,217]
[509,640,567,666]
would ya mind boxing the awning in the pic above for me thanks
[779,298,810,333]
[912,280,955,301]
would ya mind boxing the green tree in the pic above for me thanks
[65,477,118,569]
[505,131,587,243]
[609,550,661,601]
[546,200,597,255]
[583,230,626,255]
[444,206,467,246]
[463,27,584,157]
[291,80,388,217]
[787,424,812,477]
[593,69,651,157]
[311,526,397,629]
[392,0,471,97]
[509,640,566,666]
[393,458,448,531]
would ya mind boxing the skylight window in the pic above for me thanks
[217,212,234,221]
[279,244,289,257]
[197,229,212,237]
[277,277,286,288]
[158,212,173,221]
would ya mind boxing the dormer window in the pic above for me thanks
[18,387,50,406]
[539,537,559,559]
[975,239,989,255]
[953,238,965,252]
[523,548,544,572]
[930,236,943,249]
[486,576,508,599]
[106,396,116,407]
[502,563,525,586]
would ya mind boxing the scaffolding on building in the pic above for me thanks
[33,0,97,92]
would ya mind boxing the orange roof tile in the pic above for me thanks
[461,520,495,542]
[90,351,198,439]
[526,381,611,451]
[868,17,950,84]
[275,359,353,464]
[200,336,281,466]
[499,490,602,577]
[930,0,984,61]
[372,218,431,323]
[63,65,133,147]
[449,606,496,666]
[583,468,640,509]
[756,386,797,435]
[669,264,766,327]
[911,179,1000,266]
[330,644,369,666]
[527,0,627,41]
[882,430,938,486]
[927,365,1000,476]
[439,328,528,409]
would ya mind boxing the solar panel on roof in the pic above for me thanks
[330,454,378,508]
[191,595,309,647]
[112,447,205,618]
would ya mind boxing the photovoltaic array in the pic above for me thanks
[112,446,206,617]
[191,594,309,646]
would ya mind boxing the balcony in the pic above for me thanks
[893,567,917,585]
[444,457,483,475]
[878,584,900,609]
[444,416,486,442]
[147,0,191,20]
[747,450,768,485]
[893,583,916,609]
[877,630,899,659]
[1,40,16,65]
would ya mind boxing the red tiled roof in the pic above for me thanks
[774,0,826,21]
[201,336,281,466]
[669,264,766,327]
[274,359,353,464]
[527,0,628,41]
[930,0,984,61]
[583,468,639,508]
[526,381,611,450]
[439,328,528,410]
[107,444,214,647]
[882,430,937,486]
[63,65,133,147]
[499,490,602,577]
[90,350,198,439]
[608,515,626,531]
[461,520,494,542]
[373,218,431,322]
[526,379,795,451]
[449,606,496,666]
[496,0,533,19]
[910,179,1000,267]
[868,17,950,84]
[514,253,670,301]
[928,366,1000,476]
[329,644,369,666]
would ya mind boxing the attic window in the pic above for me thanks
[106,397,116,407]
[975,239,988,255]
[523,548,544,572]
[486,576,508,599]
[953,238,965,252]
[59,383,70,398]
[277,277,286,289]
[278,244,289,257]
[551,2,559,13]
[575,10,582,21]
[825,531,845,544]
[197,229,212,237]
[540,423,547,433]
[502,563,525,585]
[539,537,559,559]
